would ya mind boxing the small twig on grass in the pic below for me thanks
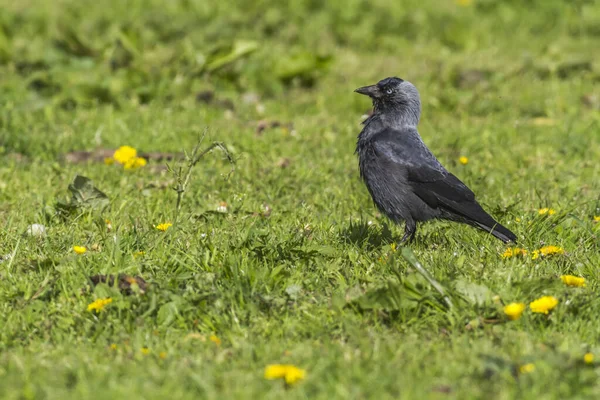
[169,129,236,225]
[400,247,454,309]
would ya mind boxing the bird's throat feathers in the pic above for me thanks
[372,97,421,128]
[359,108,419,142]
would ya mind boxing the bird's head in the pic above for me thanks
[355,77,421,125]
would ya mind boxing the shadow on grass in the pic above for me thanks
[340,219,396,250]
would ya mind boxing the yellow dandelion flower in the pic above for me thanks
[531,246,563,260]
[502,247,528,259]
[264,364,306,385]
[133,251,145,258]
[124,156,147,170]
[560,275,585,288]
[141,347,150,355]
[283,366,305,385]
[104,157,115,166]
[530,296,558,314]
[538,208,556,216]
[123,158,136,169]
[594,216,600,223]
[519,363,535,374]
[113,145,137,164]
[459,156,469,165]
[515,217,521,223]
[265,364,287,380]
[390,243,397,252]
[209,334,221,346]
[110,343,118,350]
[456,0,473,6]
[87,298,113,312]
[584,353,594,364]
[73,246,87,255]
[503,303,526,321]
[155,222,173,232]
[539,245,564,257]
[159,351,167,359]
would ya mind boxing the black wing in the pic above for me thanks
[373,128,516,242]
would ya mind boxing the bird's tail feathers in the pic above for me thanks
[475,221,517,243]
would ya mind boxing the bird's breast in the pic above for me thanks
[356,141,376,181]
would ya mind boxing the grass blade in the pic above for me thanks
[400,247,453,309]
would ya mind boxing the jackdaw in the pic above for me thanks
[355,77,516,243]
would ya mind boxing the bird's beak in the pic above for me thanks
[354,84,380,98]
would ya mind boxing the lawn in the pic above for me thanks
[1,0,600,399]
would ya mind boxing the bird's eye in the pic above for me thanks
[385,88,393,94]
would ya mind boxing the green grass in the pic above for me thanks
[2,0,600,398]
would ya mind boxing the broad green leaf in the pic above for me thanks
[68,175,109,209]
[454,279,493,306]
[157,301,180,326]
[56,175,109,215]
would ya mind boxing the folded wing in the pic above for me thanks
[372,127,516,242]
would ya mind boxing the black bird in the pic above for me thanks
[355,77,516,243]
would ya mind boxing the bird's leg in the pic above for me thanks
[399,221,417,244]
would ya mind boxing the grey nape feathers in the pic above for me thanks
[355,77,516,243]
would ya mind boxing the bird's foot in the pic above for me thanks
[399,224,417,246]
[398,233,414,246]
